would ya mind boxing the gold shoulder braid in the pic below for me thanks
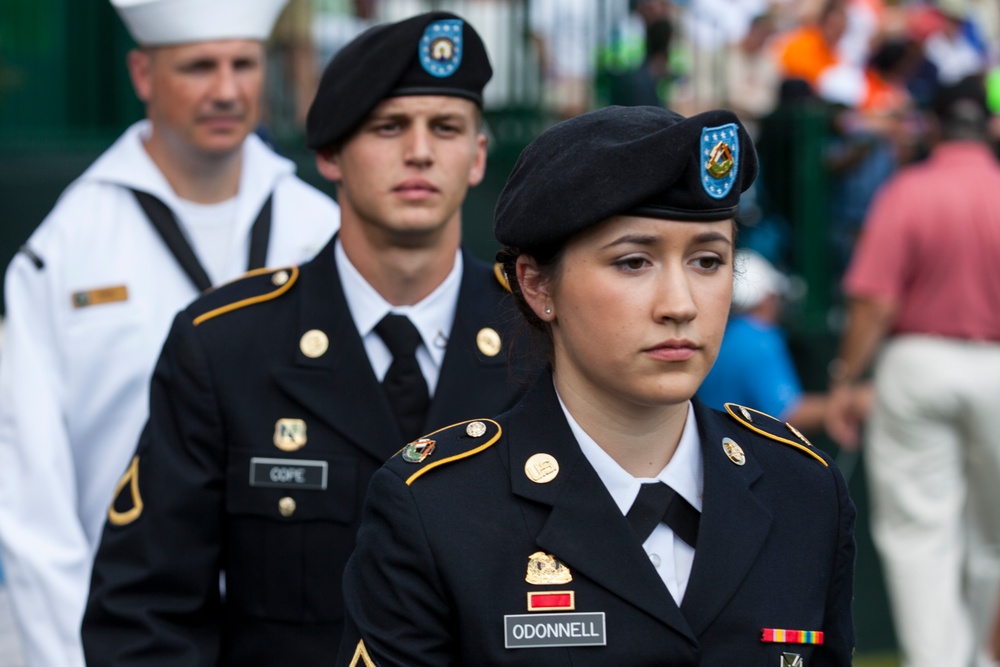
[193,266,299,326]
[723,403,828,467]
[493,262,512,293]
[398,419,502,486]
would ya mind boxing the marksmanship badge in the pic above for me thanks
[420,19,463,78]
[701,123,740,199]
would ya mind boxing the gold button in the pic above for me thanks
[299,329,329,358]
[278,496,297,517]
[272,270,290,286]
[466,421,487,438]
[524,453,559,484]
[476,327,502,357]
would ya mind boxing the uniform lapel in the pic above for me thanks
[271,236,404,463]
[423,251,516,432]
[508,377,697,645]
[680,399,772,635]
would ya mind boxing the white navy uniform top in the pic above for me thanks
[337,238,462,397]
[0,120,339,667]
[558,393,704,604]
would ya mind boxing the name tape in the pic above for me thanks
[504,612,606,649]
[249,457,328,490]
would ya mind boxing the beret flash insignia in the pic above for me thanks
[420,19,463,78]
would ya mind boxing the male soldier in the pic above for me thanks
[83,12,530,666]
[0,1,338,665]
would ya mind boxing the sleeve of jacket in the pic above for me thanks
[82,311,226,667]
[0,251,89,667]
[818,461,857,665]
[337,468,457,667]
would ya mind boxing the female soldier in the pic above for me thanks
[336,105,856,666]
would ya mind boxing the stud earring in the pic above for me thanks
[544,307,552,315]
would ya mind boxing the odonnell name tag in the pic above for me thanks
[250,457,328,490]
[504,612,606,649]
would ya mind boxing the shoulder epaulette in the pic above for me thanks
[193,266,299,326]
[392,418,502,486]
[724,403,828,467]
[493,262,512,293]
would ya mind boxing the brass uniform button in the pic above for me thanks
[476,327,502,357]
[278,496,297,517]
[300,329,329,359]
[272,270,290,286]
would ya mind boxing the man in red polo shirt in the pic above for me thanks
[827,77,1000,667]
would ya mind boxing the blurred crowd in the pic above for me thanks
[291,0,998,289]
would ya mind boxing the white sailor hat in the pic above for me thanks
[111,0,289,46]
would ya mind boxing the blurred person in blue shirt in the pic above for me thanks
[698,249,828,432]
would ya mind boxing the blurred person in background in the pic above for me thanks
[776,0,850,95]
[530,0,630,119]
[825,37,921,279]
[827,77,1000,667]
[606,17,674,108]
[0,1,340,665]
[698,249,833,433]
[724,13,781,136]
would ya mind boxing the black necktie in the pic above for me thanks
[374,314,429,443]
[626,482,700,548]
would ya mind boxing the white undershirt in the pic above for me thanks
[335,238,461,397]
[556,387,704,605]
[173,197,239,285]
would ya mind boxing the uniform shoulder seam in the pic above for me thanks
[193,265,298,326]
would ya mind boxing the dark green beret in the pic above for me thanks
[494,106,758,252]
[306,12,493,150]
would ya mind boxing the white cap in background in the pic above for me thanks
[732,249,789,311]
[111,0,289,46]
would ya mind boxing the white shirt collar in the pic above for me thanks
[557,385,704,515]
[335,237,462,370]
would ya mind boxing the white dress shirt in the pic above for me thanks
[335,238,461,397]
[557,389,704,604]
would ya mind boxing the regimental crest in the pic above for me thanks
[700,123,740,199]
[420,19,463,78]
[526,551,573,585]
[402,438,436,463]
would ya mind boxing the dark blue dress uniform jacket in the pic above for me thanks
[81,236,532,666]
[337,374,856,666]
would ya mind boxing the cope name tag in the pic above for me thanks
[504,612,606,649]
[249,457,328,490]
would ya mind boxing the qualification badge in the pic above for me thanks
[273,418,307,452]
[781,654,803,667]
[420,19,463,78]
[701,123,740,199]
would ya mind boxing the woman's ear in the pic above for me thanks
[516,255,555,322]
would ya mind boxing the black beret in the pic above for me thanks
[494,106,758,252]
[306,12,492,150]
